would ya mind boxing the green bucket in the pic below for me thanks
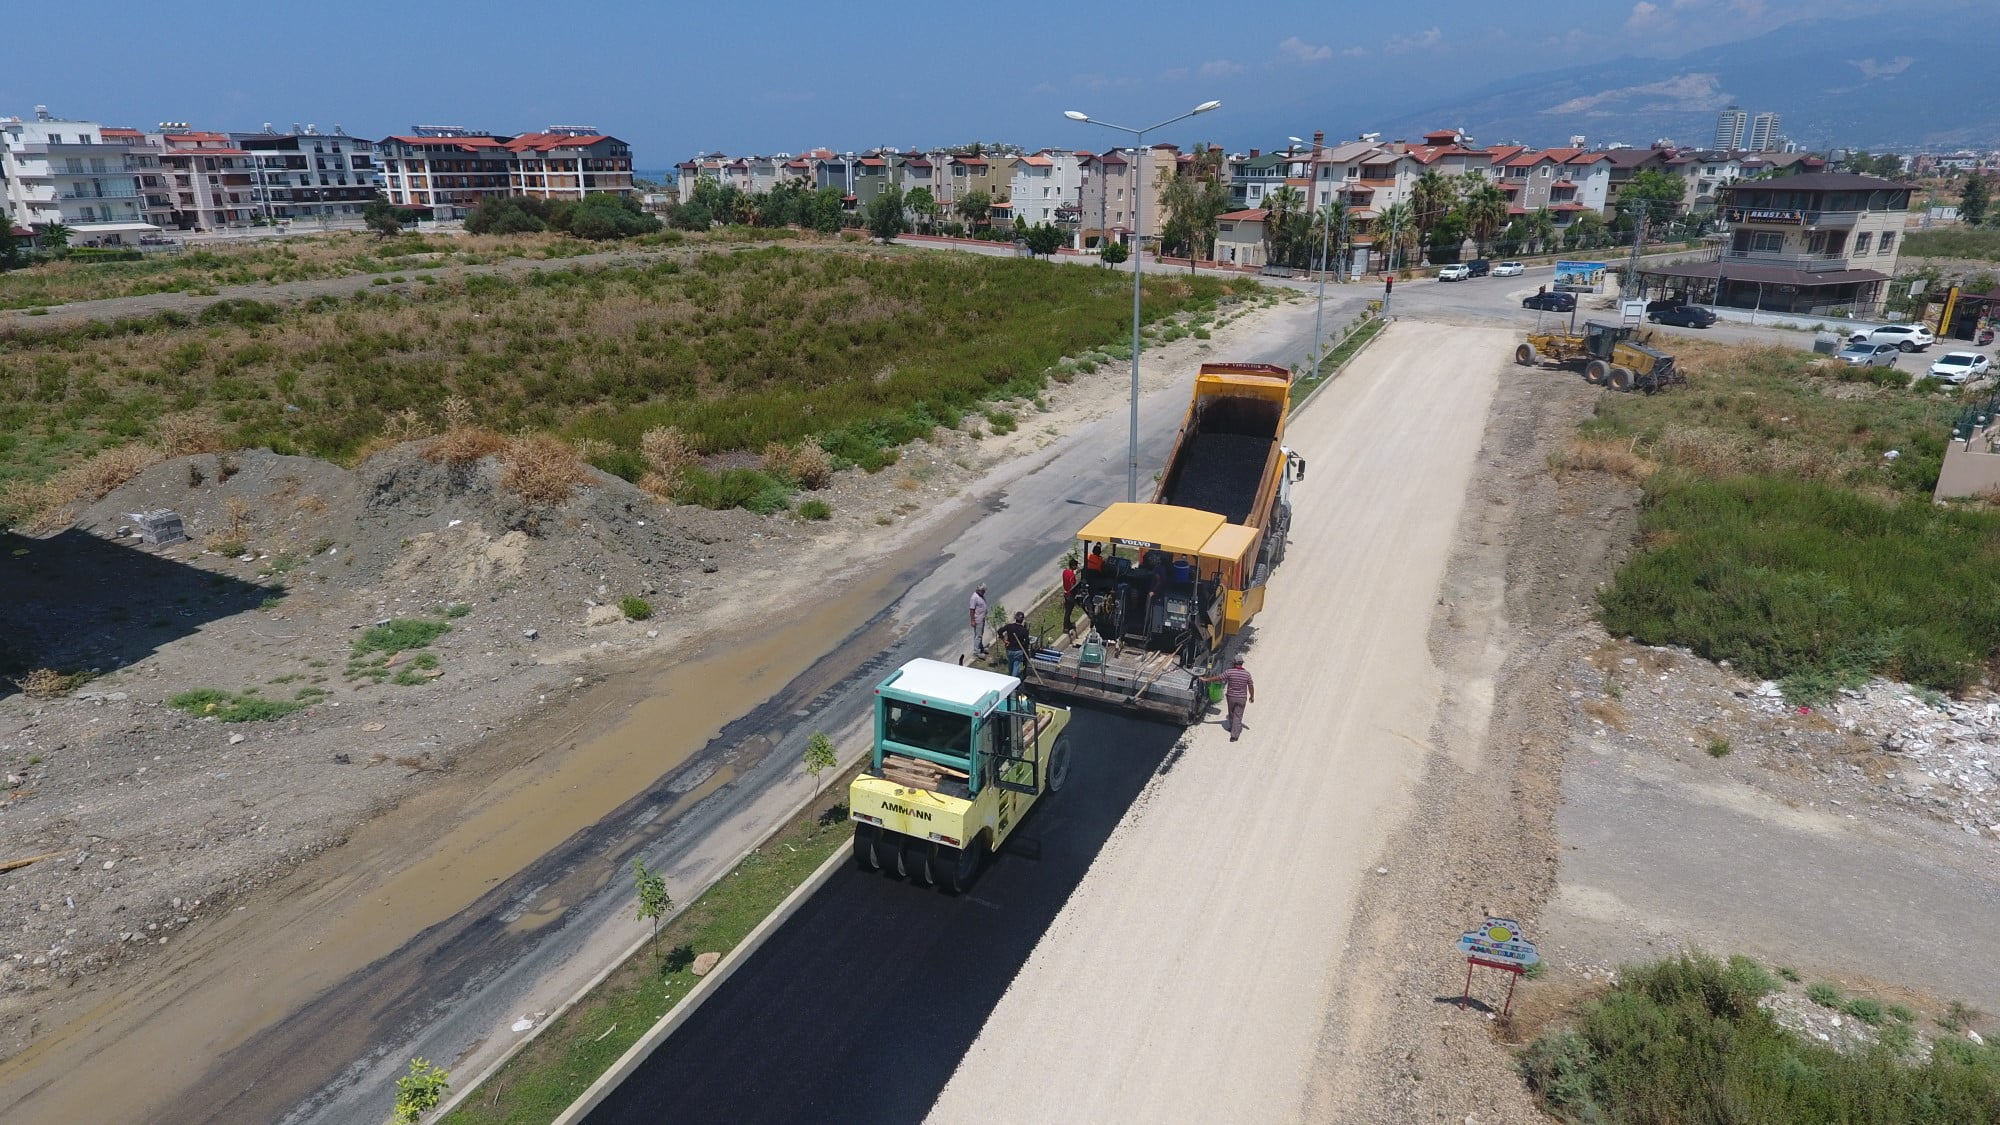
[1207,679,1224,704]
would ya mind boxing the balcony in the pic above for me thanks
[60,186,141,199]
[1722,250,1853,273]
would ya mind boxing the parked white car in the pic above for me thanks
[1436,264,1470,281]
[1848,323,1935,352]
[1928,351,1993,383]
[1491,261,1525,277]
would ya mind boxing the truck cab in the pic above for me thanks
[850,659,1072,892]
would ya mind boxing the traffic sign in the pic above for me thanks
[1455,917,1539,967]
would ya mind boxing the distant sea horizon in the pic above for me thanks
[634,169,672,184]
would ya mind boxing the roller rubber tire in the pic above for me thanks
[1046,735,1073,794]
[1515,343,1538,366]
[945,836,987,895]
[903,837,937,887]
[1609,366,1635,392]
[1584,359,1610,385]
[852,823,882,872]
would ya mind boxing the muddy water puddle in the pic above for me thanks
[0,535,952,1125]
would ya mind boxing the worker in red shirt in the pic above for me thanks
[1060,553,1080,631]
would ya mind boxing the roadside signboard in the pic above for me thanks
[1456,917,1540,967]
[1554,260,1606,294]
[1620,299,1646,327]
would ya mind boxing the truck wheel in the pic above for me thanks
[903,838,937,887]
[944,836,987,895]
[1046,735,1073,793]
[853,824,882,872]
[1609,366,1634,392]
[1515,343,1538,366]
[1584,359,1610,385]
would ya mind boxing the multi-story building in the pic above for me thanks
[158,129,261,230]
[1008,149,1085,230]
[1077,144,1177,249]
[0,108,162,244]
[379,125,634,217]
[1637,171,1910,315]
[375,127,514,216]
[1748,112,1782,153]
[503,129,634,200]
[103,126,175,231]
[1713,106,1749,150]
[232,127,376,223]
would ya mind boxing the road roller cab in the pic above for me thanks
[849,658,1072,892]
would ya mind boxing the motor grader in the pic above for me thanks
[1515,321,1684,393]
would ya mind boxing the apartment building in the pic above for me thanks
[376,128,514,216]
[1008,150,1084,229]
[232,127,376,223]
[0,108,162,243]
[1078,144,1177,248]
[1638,172,1910,315]
[157,130,263,230]
[1748,112,1782,153]
[379,125,633,217]
[1713,106,1749,150]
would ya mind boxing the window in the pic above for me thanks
[1852,232,1872,255]
[1749,231,1784,252]
[1219,222,1234,232]
[1878,231,1895,254]
[1540,166,1551,177]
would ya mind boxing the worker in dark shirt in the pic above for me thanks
[997,612,1032,680]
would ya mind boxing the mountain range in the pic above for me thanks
[1293,13,1997,152]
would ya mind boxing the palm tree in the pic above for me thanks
[1374,202,1416,272]
[1410,171,1458,264]
[35,222,72,251]
[1262,185,1304,268]
[1461,183,1509,257]
[1528,208,1557,255]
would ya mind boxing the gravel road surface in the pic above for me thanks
[925,322,1506,1123]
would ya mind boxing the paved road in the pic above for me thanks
[588,709,1180,1125]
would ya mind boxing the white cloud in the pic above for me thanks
[1277,36,1334,63]
[1625,1,1670,29]
[1342,45,1369,57]
[1385,26,1443,53]
[1199,58,1247,78]
[1848,54,1915,79]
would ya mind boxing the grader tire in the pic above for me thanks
[1515,343,1539,366]
[1609,366,1635,392]
[1583,359,1611,386]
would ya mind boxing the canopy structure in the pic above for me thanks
[67,221,161,235]
[1074,502,1258,567]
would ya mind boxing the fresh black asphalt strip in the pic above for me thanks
[586,707,1180,1125]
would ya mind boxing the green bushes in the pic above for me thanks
[352,618,451,657]
[169,687,307,722]
[1599,475,2000,697]
[619,596,653,620]
[1521,952,2000,1124]
[1904,227,2000,261]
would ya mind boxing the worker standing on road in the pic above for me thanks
[998,612,1032,680]
[1205,656,1256,742]
[969,584,989,657]
[1061,554,1081,632]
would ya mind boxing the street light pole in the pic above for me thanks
[1290,135,1342,378]
[1066,100,1221,503]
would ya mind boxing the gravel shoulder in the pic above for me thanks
[927,321,1507,1123]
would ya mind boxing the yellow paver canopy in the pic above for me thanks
[1075,503,1231,559]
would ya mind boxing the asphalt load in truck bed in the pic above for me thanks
[585,707,1181,1125]
[1161,432,1274,526]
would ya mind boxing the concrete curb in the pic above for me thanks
[1295,314,1393,414]
[549,845,851,1125]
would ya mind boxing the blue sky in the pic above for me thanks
[1,0,1911,168]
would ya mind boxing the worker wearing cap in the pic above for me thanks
[969,584,989,656]
[1205,656,1255,742]
[997,611,1032,680]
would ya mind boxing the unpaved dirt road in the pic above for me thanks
[927,321,1508,1123]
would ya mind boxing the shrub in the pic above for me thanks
[639,425,697,497]
[501,434,589,505]
[15,668,89,698]
[797,498,832,520]
[985,409,1018,435]
[675,467,791,513]
[168,687,306,722]
[763,439,832,489]
[1808,981,1844,1008]
[1843,996,1886,1025]
[352,618,450,656]
[154,413,225,457]
[424,426,509,466]
[619,595,653,620]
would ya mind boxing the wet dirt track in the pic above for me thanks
[587,707,1180,1125]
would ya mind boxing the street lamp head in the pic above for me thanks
[1063,110,1090,122]
[1288,136,1305,145]
[1193,100,1222,115]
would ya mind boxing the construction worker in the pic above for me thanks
[998,611,1032,680]
[1061,553,1081,631]
[1204,656,1256,741]
[968,583,989,656]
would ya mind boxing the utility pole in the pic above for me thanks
[1624,198,1648,301]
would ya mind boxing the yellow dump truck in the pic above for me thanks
[850,658,1073,892]
[1029,362,1298,722]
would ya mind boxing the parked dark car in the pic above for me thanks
[1646,297,1695,313]
[1649,305,1717,328]
[1522,291,1575,312]
[1464,258,1492,277]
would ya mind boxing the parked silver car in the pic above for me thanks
[1836,341,1902,367]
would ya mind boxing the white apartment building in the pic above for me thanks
[234,126,377,223]
[1748,112,1782,153]
[1714,106,1748,150]
[1007,150,1084,229]
[0,107,162,244]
